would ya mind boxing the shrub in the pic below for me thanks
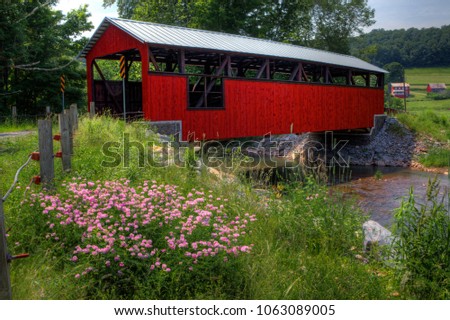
[428,91,450,100]
[384,96,404,111]
[391,177,450,299]
[20,179,256,298]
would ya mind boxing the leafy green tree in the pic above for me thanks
[351,25,450,67]
[311,0,375,53]
[383,62,405,84]
[103,0,375,54]
[242,0,313,43]
[103,0,140,19]
[0,0,29,113]
[0,1,93,115]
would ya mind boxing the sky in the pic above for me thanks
[54,0,118,37]
[54,0,450,37]
[366,0,450,31]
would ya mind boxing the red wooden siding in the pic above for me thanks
[86,25,149,109]
[146,74,384,140]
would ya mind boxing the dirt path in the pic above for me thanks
[0,130,35,139]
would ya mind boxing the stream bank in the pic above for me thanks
[230,115,449,226]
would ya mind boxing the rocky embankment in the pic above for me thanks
[252,117,447,173]
[339,117,415,167]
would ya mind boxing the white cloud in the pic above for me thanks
[367,0,450,31]
[54,0,119,37]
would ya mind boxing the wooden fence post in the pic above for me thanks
[59,113,71,172]
[64,110,74,155]
[70,104,78,131]
[0,196,12,300]
[46,106,51,116]
[38,120,54,188]
[89,102,95,118]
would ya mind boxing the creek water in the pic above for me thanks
[242,158,448,227]
[335,166,449,227]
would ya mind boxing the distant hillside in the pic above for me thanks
[351,25,450,68]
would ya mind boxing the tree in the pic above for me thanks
[0,1,93,115]
[243,0,313,44]
[130,0,265,36]
[351,26,450,68]
[383,62,405,84]
[103,0,375,53]
[311,0,375,53]
[0,0,29,112]
[103,0,140,19]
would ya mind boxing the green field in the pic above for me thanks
[406,67,450,89]
[405,67,450,109]
[389,67,450,166]
[397,67,450,137]
[404,67,450,116]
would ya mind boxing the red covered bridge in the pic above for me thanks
[80,17,387,141]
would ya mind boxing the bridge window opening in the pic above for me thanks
[145,46,384,109]
[92,49,143,118]
[186,52,227,109]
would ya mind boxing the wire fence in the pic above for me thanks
[0,104,79,300]
[1,155,34,202]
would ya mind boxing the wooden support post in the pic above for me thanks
[325,67,333,84]
[59,113,71,172]
[378,74,384,88]
[46,106,51,116]
[300,63,309,82]
[93,61,122,111]
[64,110,74,155]
[179,50,186,74]
[38,120,54,189]
[265,59,270,79]
[148,47,160,71]
[366,74,371,87]
[89,102,95,118]
[195,57,230,108]
[0,195,12,300]
[11,106,17,123]
[289,63,301,81]
[226,56,232,77]
[256,59,270,79]
[69,104,78,131]
[348,70,355,86]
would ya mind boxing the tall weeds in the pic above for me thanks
[392,177,450,299]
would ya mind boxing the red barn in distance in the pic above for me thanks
[389,83,410,99]
[80,17,387,141]
[427,83,447,93]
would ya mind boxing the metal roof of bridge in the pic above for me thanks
[81,17,387,73]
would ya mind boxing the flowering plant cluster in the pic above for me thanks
[26,178,255,279]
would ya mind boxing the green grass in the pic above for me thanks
[404,67,450,116]
[392,178,450,299]
[391,68,450,167]
[405,97,450,120]
[0,118,37,133]
[1,116,402,299]
[405,68,450,89]
[397,110,450,142]
[418,148,450,168]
